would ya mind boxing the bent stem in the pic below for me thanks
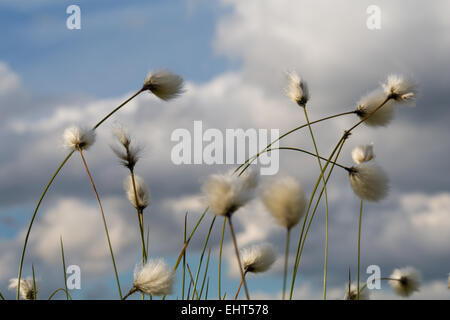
[17,90,143,299]
[78,148,122,299]
[228,216,250,300]
[357,200,363,300]
[282,227,291,300]
[60,236,70,300]
[235,110,357,176]
[16,150,74,299]
[122,287,137,300]
[218,217,226,300]
[234,269,248,300]
[302,106,330,300]
[130,171,148,263]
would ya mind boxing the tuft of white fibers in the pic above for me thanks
[202,170,257,217]
[241,243,276,273]
[351,143,375,164]
[262,176,307,229]
[8,278,37,300]
[124,174,150,210]
[112,127,140,170]
[133,259,175,296]
[142,70,184,101]
[349,162,389,202]
[285,71,309,106]
[382,74,417,104]
[63,126,96,150]
[344,283,370,300]
[389,267,421,297]
[356,90,396,127]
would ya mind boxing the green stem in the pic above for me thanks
[16,150,74,299]
[48,288,71,300]
[218,217,226,300]
[302,106,330,300]
[17,90,143,299]
[93,89,143,129]
[282,228,291,300]
[130,171,147,263]
[182,213,187,300]
[199,249,212,299]
[60,236,70,300]
[227,216,250,300]
[32,264,37,300]
[357,200,363,300]
[234,270,248,300]
[235,110,357,176]
[192,217,216,299]
[78,148,122,299]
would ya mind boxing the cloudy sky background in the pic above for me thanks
[0,0,449,299]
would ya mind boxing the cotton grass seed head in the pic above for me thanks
[142,70,184,101]
[351,143,375,164]
[63,126,96,150]
[133,259,175,296]
[112,127,141,171]
[382,74,417,104]
[8,278,37,300]
[125,174,150,210]
[285,71,309,106]
[349,162,389,202]
[241,243,276,273]
[262,176,307,230]
[203,169,258,217]
[389,267,421,297]
[344,283,370,300]
[356,90,395,127]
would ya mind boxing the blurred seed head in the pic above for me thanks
[133,259,175,296]
[63,126,96,151]
[241,243,276,273]
[262,176,307,229]
[285,71,309,107]
[389,267,421,297]
[125,174,150,211]
[142,70,184,101]
[349,162,389,202]
[351,143,375,164]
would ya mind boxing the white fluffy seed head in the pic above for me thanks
[344,283,370,300]
[8,278,37,300]
[382,74,417,104]
[356,90,396,127]
[142,70,184,101]
[202,170,257,217]
[241,243,276,273]
[133,259,175,296]
[285,71,309,106]
[262,176,307,229]
[125,175,150,210]
[349,162,389,202]
[389,267,421,297]
[351,143,375,164]
[63,126,96,150]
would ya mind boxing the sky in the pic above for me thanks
[0,0,450,300]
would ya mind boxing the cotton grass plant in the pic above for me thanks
[9,66,431,301]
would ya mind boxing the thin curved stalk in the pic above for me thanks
[16,150,74,299]
[48,288,71,300]
[199,249,211,299]
[0,291,5,300]
[218,217,226,300]
[130,171,147,263]
[289,96,392,299]
[289,136,346,299]
[192,217,216,299]
[234,270,248,300]
[302,106,330,300]
[182,213,187,300]
[78,148,122,298]
[186,263,199,300]
[357,200,363,300]
[282,228,291,300]
[227,216,250,300]
[32,264,37,300]
[17,90,143,299]
[235,110,357,175]
[60,236,70,300]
